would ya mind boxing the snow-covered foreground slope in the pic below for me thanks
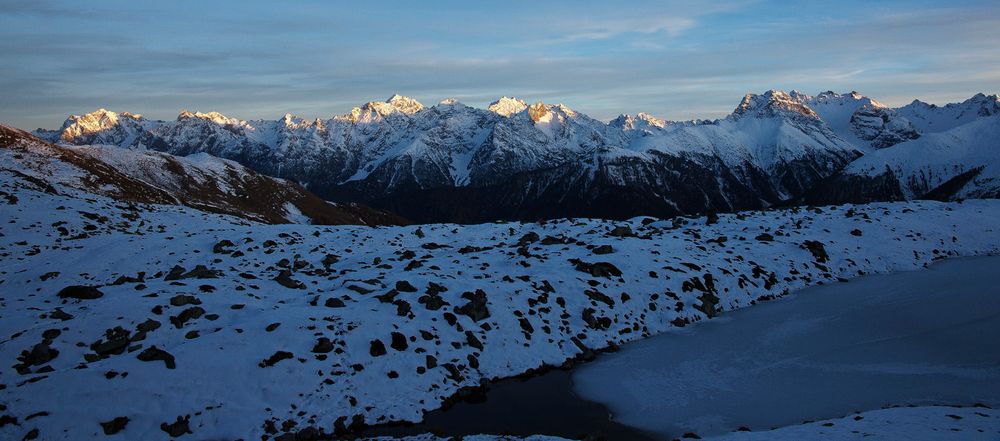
[2,164,1000,440]
[706,406,1000,441]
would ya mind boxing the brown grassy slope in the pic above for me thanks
[0,123,408,226]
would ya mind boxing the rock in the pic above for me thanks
[324,297,345,308]
[136,346,176,369]
[755,233,774,242]
[165,265,221,281]
[582,308,611,330]
[369,339,387,357]
[390,332,407,351]
[312,338,334,354]
[16,342,59,370]
[570,259,622,278]
[321,254,339,267]
[169,306,205,329]
[518,317,534,334]
[57,285,103,300]
[584,288,615,307]
[160,415,192,437]
[169,295,201,307]
[608,225,634,237]
[90,327,131,356]
[425,282,447,296]
[465,331,484,351]
[394,300,411,316]
[455,289,490,322]
[332,414,366,436]
[801,240,829,263]
[418,294,447,310]
[0,415,16,427]
[695,291,721,318]
[517,232,540,246]
[592,245,614,255]
[265,323,281,332]
[395,280,418,292]
[100,416,129,435]
[187,265,221,279]
[48,309,74,321]
[164,265,186,280]
[136,319,161,333]
[259,351,294,368]
[212,240,235,254]
[442,363,463,382]
[540,235,571,245]
[274,270,306,289]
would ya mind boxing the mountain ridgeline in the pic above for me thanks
[1,124,407,226]
[33,91,1000,223]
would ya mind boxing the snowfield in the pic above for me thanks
[2,166,1000,440]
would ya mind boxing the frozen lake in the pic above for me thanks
[573,256,1000,438]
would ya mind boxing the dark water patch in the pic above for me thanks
[360,367,656,440]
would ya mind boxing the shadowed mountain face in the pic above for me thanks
[1,124,407,226]
[31,90,1000,223]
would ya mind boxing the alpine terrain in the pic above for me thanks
[34,90,999,223]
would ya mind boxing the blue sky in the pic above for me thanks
[1,0,998,129]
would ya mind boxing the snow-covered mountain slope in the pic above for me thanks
[32,92,863,222]
[897,93,1000,133]
[631,90,861,198]
[789,91,921,150]
[2,124,406,226]
[2,159,1000,440]
[803,114,1000,204]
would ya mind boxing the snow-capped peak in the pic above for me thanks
[732,90,818,120]
[57,109,145,142]
[60,108,138,130]
[280,113,311,129]
[808,90,886,109]
[488,96,528,117]
[177,110,238,125]
[386,94,424,114]
[610,112,667,131]
[352,95,425,119]
[527,101,549,122]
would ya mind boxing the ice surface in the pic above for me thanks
[573,256,1000,438]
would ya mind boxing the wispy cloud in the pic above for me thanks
[0,0,997,128]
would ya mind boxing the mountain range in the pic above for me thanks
[28,90,1000,223]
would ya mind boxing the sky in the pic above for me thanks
[1,0,998,129]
